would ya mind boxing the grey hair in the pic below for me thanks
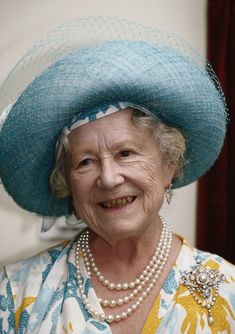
[49,128,71,198]
[131,109,186,180]
[50,109,186,198]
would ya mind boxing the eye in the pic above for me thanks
[119,150,133,158]
[78,158,93,168]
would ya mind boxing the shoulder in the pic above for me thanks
[3,240,71,284]
[178,239,235,291]
[0,239,78,332]
[190,240,234,277]
[168,239,235,331]
[0,240,73,310]
[179,238,235,273]
[192,245,235,299]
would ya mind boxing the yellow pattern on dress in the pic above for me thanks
[63,322,75,333]
[15,296,36,330]
[141,295,162,334]
[205,259,219,270]
[69,322,74,331]
[176,286,235,333]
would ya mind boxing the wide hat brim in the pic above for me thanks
[0,17,227,217]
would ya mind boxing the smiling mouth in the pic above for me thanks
[99,196,136,209]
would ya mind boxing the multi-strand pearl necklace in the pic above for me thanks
[75,218,172,324]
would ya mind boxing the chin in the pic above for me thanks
[97,218,149,242]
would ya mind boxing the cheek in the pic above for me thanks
[71,186,96,224]
[69,170,106,226]
[132,157,165,190]
[131,159,166,210]
[69,172,93,210]
[69,169,95,194]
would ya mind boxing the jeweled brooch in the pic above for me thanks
[181,259,226,326]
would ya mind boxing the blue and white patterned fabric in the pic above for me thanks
[1,234,235,333]
[68,102,132,131]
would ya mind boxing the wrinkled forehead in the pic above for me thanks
[66,109,158,164]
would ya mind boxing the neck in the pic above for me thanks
[89,216,163,274]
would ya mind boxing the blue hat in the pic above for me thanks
[0,17,227,217]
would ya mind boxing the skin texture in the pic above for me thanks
[67,109,181,333]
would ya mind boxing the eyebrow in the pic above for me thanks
[70,138,144,157]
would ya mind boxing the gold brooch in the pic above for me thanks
[181,259,226,326]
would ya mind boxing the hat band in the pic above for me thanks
[66,101,152,134]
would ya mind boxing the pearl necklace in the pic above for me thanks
[75,218,172,323]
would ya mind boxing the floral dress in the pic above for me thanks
[1,234,235,334]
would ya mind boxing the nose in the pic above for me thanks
[97,158,124,189]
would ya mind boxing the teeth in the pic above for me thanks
[102,197,134,208]
[126,196,133,203]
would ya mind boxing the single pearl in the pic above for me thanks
[129,293,134,300]
[117,298,124,306]
[122,283,129,290]
[208,315,214,325]
[121,312,127,319]
[106,315,114,323]
[123,296,129,303]
[133,289,138,296]
[103,299,109,307]
[132,304,137,311]
[129,282,135,289]
[109,300,116,307]
[139,274,145,281]
[115,314,121,322]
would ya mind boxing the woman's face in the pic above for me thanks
[68,109,174,243]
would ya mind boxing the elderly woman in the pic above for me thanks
[0,17,235,334]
